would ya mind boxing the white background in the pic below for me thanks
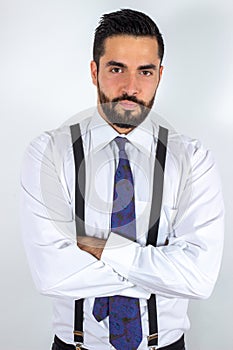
[1,0,233,349]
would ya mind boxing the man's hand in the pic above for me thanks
[77,236,107,260]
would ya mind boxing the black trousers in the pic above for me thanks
[52,334,185,350]
[52,336,88,350]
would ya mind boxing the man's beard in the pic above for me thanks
[97,83,156,129]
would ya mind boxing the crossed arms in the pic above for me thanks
[21,132,224,300]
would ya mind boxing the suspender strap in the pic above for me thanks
[71,123,86,237]
[147,126,168,347]
[73,299,84,344]
[70,123,168,348]
[70,123,85,345]
[147,126,168,245]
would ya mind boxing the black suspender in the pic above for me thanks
[70,123,85,346]
[70,123,168,348]
[147,126,168,347]
[71,123,86,238]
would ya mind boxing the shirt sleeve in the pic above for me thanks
[101,144,224,300]
[20,132,150,300]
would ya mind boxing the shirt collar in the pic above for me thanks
[87,109,158,155]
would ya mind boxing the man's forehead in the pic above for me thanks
[101,35,160,62]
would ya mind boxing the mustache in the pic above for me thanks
[112,93,145,105]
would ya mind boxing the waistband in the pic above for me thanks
[158,334,184,350]
[53,334,184,350]
[53,335,87,350]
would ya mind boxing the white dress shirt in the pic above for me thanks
[20,111,224,349]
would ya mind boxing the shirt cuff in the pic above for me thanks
[101,232,139,279]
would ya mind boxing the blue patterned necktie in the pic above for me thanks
[93,137,142,350]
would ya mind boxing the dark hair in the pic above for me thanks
[93,9,164,69]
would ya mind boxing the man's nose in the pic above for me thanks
[121,73,140,96]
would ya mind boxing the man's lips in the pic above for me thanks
[118,100,138,110]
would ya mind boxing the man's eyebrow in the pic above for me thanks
[105,61,157,70]
[138,64,157,70]
[105,61,127,68]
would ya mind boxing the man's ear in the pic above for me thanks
[90,60,98,86]
[159,65,164,82]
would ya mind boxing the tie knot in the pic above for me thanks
[114,137,128,152]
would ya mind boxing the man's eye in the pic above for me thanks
[140,71,153,76]
[111,67,123,73]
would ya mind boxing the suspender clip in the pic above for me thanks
[73,330,84,349]
[148,332,158,342]
[74,341,84,350]
[73,330,84,337]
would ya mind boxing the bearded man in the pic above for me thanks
[21,9,224,350]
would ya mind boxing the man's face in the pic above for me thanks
[91,35,163,130]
